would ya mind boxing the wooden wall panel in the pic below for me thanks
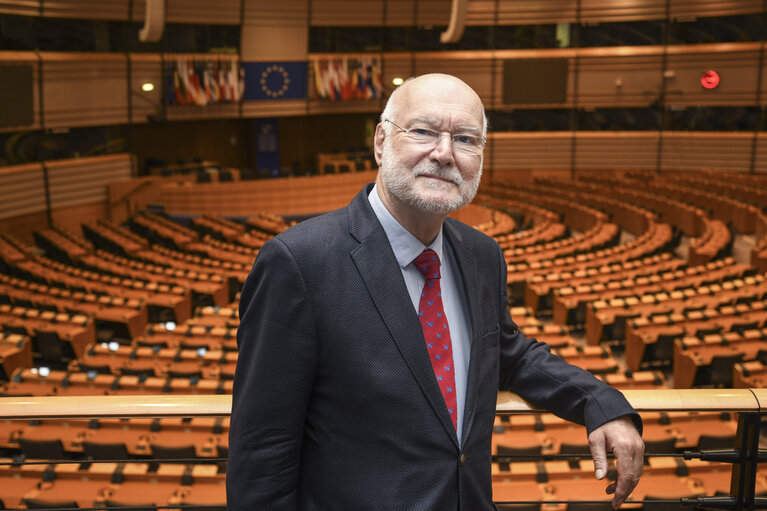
[46,154,134,209]
[576,53,663,108]
[241,99,308,118]
[0,0,40,16]
[129,56,163,124]
[573,132,659,169]
[580,0,667,23]
[477,0,578,25]
[659,132,754,172]
[3,0,763,26]
[669,0,764,20]
[413,52,495,101]
[166,0,241,25]
[42,0,130,20]
[488,132,574,170]
[487,131,767,174]
[468,0,761,26]
[0,210,49,243]
[0,163,46,220]
[42,54,129,128]
[310,0,385,26]
[165,103,242,121]
[384,0,451,26]
[131,0,146,22]
[243,0,308,25]
[241,0,309,61]
[381,54,416,92]
[0,52,42,133]
[129,120,249,169]
[763,51,767,107]
[665,46,762,107]
[756,134,767,174]
[51,201,111,233]
[158,171,375,216]
[306,99,382,115]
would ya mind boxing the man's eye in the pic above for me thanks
[453,135,477,145]
[410,128,436,137]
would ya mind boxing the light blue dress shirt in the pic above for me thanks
[368,185,472,444]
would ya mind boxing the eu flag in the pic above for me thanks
[243,61,308,100]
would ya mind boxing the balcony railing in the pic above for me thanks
[0,389,765,510]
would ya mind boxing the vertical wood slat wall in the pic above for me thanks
[2,43,765,133]
[0,0,763,24]
[0,0,764,130]
[0,154,133,220]
[488,132,767,174]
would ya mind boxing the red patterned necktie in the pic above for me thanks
[414,249,457,430]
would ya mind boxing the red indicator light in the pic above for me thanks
[701,70,720,89]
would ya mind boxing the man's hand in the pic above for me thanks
[588,416,644,509]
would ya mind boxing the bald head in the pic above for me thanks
[381,74,487,137]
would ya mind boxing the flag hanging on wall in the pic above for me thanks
[242,62,308,101]
[166,59,244,106]
[311,56,382,101]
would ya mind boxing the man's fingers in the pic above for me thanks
[610,440,644,509]
[588,416,645,509]
[588,430,609,480]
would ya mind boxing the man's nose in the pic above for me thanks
[430,134,455,166]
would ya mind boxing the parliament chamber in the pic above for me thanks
[2,0,767,509]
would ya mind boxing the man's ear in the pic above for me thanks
[373,123,385,168]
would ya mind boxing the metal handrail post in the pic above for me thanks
[730,412,762,511]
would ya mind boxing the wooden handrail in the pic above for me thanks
[0,389,764,420]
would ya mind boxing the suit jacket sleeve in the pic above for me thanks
[494,245,642,435]
[227,238,317,510]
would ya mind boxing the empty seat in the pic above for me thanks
[105,500,156,511]
[644,437,677,455]
[24,499,79,509]
[82,441,129,461]
[76,362,112,375]
[34,331,75,365]
[559,443,591,456]
[697,434,736,450]
[150,443,197,460]
[167,368,203,380]
[19,438,67,460]
[566,503,613,511]
[496,444,542,463]
[694,353,745,387]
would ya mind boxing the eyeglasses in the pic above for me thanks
[384,119,486,156]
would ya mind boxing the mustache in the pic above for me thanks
[413,164,463,185]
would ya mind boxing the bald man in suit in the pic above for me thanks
[228,73,644,510]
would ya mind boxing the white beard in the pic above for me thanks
[379,137,482,215]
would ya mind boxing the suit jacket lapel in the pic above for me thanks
[347,185,460,448]
[443,220,484,447]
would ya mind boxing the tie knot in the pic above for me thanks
[414,249,441,280]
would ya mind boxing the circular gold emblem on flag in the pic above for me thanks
[260,65,291,98]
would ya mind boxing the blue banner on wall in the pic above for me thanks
[255,118,281,177]
[243,62,308,101]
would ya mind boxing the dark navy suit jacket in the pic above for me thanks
[227,183,640,510]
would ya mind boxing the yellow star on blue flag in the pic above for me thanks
[243,61,307,100]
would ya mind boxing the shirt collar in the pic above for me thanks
[368,183,444,269]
